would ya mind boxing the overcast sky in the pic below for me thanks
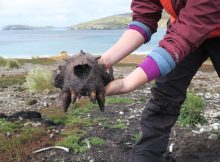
[0,0,131,28]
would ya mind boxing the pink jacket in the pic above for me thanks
[129,0,220,80]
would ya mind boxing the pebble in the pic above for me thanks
[50,133,54,138]
[43,102,49,107]
[208,134,218,140]
[6,132,11,136]
[119,111,124,115]
[211,123,219,130]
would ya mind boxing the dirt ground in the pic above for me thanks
[0,63,220,162]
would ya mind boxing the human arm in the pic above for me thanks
[99,29,145,69]
[105,67,148,96]
[99,0,163,68]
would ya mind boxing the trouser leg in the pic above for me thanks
[130,46,209,162]
[203,37,220,77]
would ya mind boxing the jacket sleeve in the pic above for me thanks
[140,0,220,79]
[129,0,163,42]
[159,0,220,63]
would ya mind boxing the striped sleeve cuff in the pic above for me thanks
[128,21,152,43]
[138,56,160,81]
[148,47,176,76]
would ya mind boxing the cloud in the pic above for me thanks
[0,0,131,28]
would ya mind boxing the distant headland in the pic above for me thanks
[2,12,169,31]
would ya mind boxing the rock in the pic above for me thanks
[211,123,219,130]
[6,132,11,136]
[43,102,49,107]
[208,134,218,140]
[119,111,124,115]
[199,127,209,133]
[50,133,54,138]
[32,122,42,127]
[26,98,37,106]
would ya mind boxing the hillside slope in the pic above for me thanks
[70,12,169,30]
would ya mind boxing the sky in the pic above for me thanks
[0,0,131,28]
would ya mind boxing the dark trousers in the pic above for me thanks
[130,37,220,162]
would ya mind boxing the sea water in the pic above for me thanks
[0,28,166,58]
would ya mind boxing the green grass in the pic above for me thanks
[0,57,6,66]
[25,67,54,93]
[89,137,105,146]
[106,97,134,105]
[0,74,26,88]
[178,92,206,127]
[0,126,46,162]
[112,119,127,129]
[132,132,142,142]
[57,133,88,154]
[69,99,97,116]
[0,119,22,133]
[5,59,21,69]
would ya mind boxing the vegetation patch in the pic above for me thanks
[0,56,6,66]
[17,57,57,65]
[69,99,97,116]
[0,126,47,162]
[89,137,105,146]
[178,92,206,127]
[0,74,26,88]
[112,119,127,129]
[25,67,54,93]
[0,119,22,133]
[132,132,142,142]
[57,133,88,154]
[106,97,133,105]
[5,59,21,69]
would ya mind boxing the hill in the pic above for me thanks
[70,12,169,30]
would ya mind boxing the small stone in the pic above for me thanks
[213,93,220,99]
[6,132,11,136]
[211,123,219,130]
[128,115,135,119]
[119,111,124,115]
[50,133,54,138]
[26,98,37,106]
[208,134,218,140]
[205,93,212,99]
[199,127,209,133]
[43,102,49,107]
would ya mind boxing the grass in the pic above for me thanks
[112,119,127,129]
[57,133,88,154]
[0,74,26,88]
[25,67,54,93]
[106,97,134,105]
[69,99,97,116]
[5,59,21,69]
[0,119,22,133]
[132,132,142,142]
[89,137,105,146]
[0,126,46,162]
[178,92,206,127]
[0,56,6,66]
[17,57,57,65]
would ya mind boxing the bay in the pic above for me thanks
[0,28,166,58]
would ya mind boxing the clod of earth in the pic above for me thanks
[0,111,42,120]
[52,50,114,112]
